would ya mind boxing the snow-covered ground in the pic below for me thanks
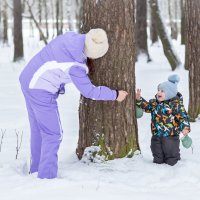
[0,32,200,200]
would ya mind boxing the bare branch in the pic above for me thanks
[5,1,13,11]
[25,0,48,45]
[0,129,6,152]
[15,130,23,160]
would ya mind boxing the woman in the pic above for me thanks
[19,28,128,179]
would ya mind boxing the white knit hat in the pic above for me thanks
[84,28,109,59]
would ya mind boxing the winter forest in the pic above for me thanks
[0,0,200,199]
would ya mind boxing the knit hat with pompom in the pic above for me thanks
[84,28,109,59]
[158,74,180,100]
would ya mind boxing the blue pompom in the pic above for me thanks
[168,74,180,84]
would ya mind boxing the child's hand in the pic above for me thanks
[116,90,128,102]
[136,89,141,100]
[182,127,190,136]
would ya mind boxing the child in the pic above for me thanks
[136,74,190,166]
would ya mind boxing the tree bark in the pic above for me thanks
[150,0,181,71]
[186,0,200,121]
[136,0,151,61]
[76,0,139,161]
[13,0,24,61]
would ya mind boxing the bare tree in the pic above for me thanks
[0,129,6,152]
[150,0,181,70]
[25,0,48,44]
[43,0,49,39]
[0,0,2,25]
[65,0,73,31]
[2,0,8,45]
[13,0,24,61]
[168,0,178,40]
[50,0,55,38]
[136,0,151,61]
[15,130,23,160]
[38,0,43,40]
[181,0,186,44]
[186,0,200,121]
[75,0,83,31]
[76,0,139,161]
[150,1,158,44]
[56,0,63,35]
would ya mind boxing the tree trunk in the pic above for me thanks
[75,0,83,32]
[2,0,8,45]
[43,0,49,39]
[13,0,24,61]
[186,0,200,121]
[26,0,48,45]
[76,0,139,161]
[0,0,2,24]
[181,0,186,44]
[50,0,55,38]
[168,0,178,40]
[150,1,158,44]
[150,0,181,71]
[66,0,73,31]
[136,0,151,61]
[38,0,43,40]
[0,0,2,42]
[56,0,63,35]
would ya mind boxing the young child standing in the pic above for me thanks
[136,74,190,166]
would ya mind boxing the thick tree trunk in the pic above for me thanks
[136,0,151,61]
[150,0,181,71]
[186,0,200,121]
[76,0,139,161]
[13,0,24,61]
[2,0,8,44]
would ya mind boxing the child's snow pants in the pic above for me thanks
[151,135,180,166]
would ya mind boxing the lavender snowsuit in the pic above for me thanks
[19,32,117,179]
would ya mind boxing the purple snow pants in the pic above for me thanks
[22,88,62,179]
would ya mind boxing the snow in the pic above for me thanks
[0,32,200,200]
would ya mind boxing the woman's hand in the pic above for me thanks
[116,90,128,102]
[136,89,141,100]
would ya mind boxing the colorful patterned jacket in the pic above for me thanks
[136,92,190,137]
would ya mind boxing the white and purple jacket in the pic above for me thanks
[19,32,117,101]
